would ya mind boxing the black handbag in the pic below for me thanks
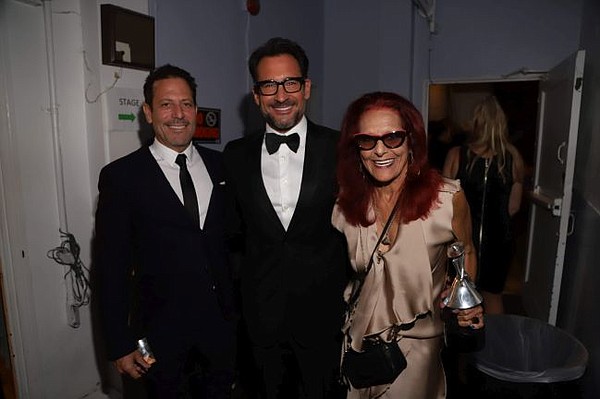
[341,205,407,389]
[342,338,407,389]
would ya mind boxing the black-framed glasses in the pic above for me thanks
[354,130,408,151]
[254,77,306,96]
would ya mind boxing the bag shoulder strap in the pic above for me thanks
[347,205,398,310]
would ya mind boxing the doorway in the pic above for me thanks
[427,80,540,312]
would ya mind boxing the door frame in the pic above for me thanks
[423,75,544,301]
[0,1,36,395]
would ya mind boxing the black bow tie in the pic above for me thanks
[265,132,300,154]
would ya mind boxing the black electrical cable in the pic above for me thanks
[47,229,90,308]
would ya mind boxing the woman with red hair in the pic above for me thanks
[333,92,484,398]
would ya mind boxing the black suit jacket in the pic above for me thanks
[95,143,235,361]
[223,121,349,348]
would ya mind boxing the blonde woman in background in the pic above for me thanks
[443,95,525,314]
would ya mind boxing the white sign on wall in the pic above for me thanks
[106,87,145,131]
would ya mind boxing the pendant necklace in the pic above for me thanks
[376,210,393,261]
[381,232,391,246]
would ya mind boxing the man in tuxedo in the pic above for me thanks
[224,37,348,399]
[95,64,236,398]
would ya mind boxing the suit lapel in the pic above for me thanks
[194,143,223,230]
[140,146,198,228]
[287,123,325,233]
[248,133,288,235]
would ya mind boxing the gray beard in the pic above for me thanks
[264,114,300,133]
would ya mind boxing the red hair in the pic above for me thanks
[336,92,443,226]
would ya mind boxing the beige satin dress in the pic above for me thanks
[333,179,460,399]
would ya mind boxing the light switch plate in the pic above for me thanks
[115,41,131,63]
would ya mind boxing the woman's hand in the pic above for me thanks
[439,287,485,329]
[455,305,485,329]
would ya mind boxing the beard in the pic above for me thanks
[263,113,301,132]
[260,99,304,133]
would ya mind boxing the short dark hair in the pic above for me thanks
[248,37,309,82]
[143,64,197,107]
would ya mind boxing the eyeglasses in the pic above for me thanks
[354,130,408,151]
[254,77,306,96]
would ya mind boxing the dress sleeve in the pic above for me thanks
[331,203,346,233]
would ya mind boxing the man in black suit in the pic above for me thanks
[95,64,236,398]
[224,38,348,399]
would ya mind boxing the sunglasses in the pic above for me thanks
[354,130,408,151]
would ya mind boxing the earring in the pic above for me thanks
[408,150,421,176]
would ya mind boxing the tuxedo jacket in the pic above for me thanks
[95,143,235,361]
[223,121,349,348]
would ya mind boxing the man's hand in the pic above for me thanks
[114,350,153,379]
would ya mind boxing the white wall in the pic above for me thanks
[0,0,149,397]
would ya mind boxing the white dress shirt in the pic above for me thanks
[261,116,307,231]
[149,140,213,229]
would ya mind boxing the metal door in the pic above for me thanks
[523,50,585,325]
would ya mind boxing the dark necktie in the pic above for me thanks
[175,154,200,227]
[265,132,300,154]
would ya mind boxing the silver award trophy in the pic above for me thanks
[442,241,485,352]
[444,241,483,309]
[137,337,156,364]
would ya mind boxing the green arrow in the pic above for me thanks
[118,113,136,122]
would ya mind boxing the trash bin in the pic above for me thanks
[466,314,588,399]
